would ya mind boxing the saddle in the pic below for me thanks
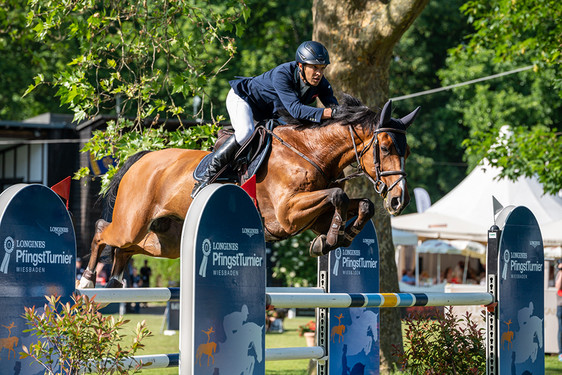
[193,119,277,185]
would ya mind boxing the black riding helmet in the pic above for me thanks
[295,41,330,65]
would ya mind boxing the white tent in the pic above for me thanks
[392,161,562,246]
[542,219,562,247]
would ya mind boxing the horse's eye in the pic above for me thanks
[380,146,390,154]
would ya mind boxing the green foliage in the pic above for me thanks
[439,46,562,194]
[203,0,313,116]
[132,255,180,287]
[25,0,247,122]
[271,230,317,287]
[24,0,246,190]
[392,0,562,199]
[0,0,68,119]
[459,0,562,97]
[21,293,151,374]
[443,0,562,194]
[389,0,472,209]
[393,307,485,374]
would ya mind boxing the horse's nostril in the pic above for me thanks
[391,197,401,211]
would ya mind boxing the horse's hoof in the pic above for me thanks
[105,278,125,288]
[76,277,95,289]
[309,235,327,257]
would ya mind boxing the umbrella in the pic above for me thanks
[417,239,463,255]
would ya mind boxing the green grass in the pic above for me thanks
[547,353,562,374]
[115,310,562,374]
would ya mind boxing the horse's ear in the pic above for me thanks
[400,106,421,129]
[380,100,392,125]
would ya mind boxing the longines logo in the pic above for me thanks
[242,228,260,238]
[199,239,212,277]
[363,238,375,246]
[1,236,14,274]
[529,240,541,248]
[198,237,264,279]
[50,226,69,236]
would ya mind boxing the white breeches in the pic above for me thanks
[226,89,256,145]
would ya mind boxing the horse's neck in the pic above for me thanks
[276,124,365,178]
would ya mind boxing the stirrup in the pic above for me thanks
[191,180,208,198]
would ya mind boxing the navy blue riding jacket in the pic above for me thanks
[229,61,338,123]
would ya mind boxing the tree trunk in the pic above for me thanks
[312,0,428,371]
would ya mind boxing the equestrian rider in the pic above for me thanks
[191,40,339,197]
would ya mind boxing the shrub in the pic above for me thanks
[393,306,485,374]
[297,320,316,336]
[21,293,151,374]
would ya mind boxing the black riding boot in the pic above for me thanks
[191,135,240,198]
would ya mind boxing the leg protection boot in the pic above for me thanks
[191,135,240,198]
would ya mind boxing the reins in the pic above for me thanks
[265,128,330,183]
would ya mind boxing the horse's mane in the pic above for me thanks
[279,94,380,131]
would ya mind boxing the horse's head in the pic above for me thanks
[360,100,419,215]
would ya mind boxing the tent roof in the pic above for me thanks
[542,219,562,247]
[392,161,562,246]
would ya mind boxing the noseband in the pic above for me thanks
[347,125,407,197]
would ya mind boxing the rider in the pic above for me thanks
[191,40,339,197]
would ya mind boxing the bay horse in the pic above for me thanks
[78,95,419,288]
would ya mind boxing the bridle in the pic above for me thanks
[340,125,408,198]
[266,124,408,198]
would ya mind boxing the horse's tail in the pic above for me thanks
[102,151,152,221]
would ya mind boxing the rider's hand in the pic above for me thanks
[321,107,333,119]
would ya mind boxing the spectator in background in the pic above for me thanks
[75,257,85,281]
[128,267,141,313]
[443,267,460,284]
[401,269,416,285]
[140,260,152,288]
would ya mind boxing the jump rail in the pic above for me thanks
[102,348,326,370]
[266,291,494,309]
[77,288,493,309]
[77,287,180,303]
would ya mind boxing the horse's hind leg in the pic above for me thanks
[105,247,134,288]
[77,219,110,288]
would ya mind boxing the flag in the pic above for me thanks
[51,176,71,209]
[492,195,504,223]
[241,174,257,207]
[413,187,431,213]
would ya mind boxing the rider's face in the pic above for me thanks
[300,63,327,86]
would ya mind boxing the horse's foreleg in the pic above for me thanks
[325,189,350,248]
[340,198,375,248]
[279,188,349,257]
[78,219,110,288]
